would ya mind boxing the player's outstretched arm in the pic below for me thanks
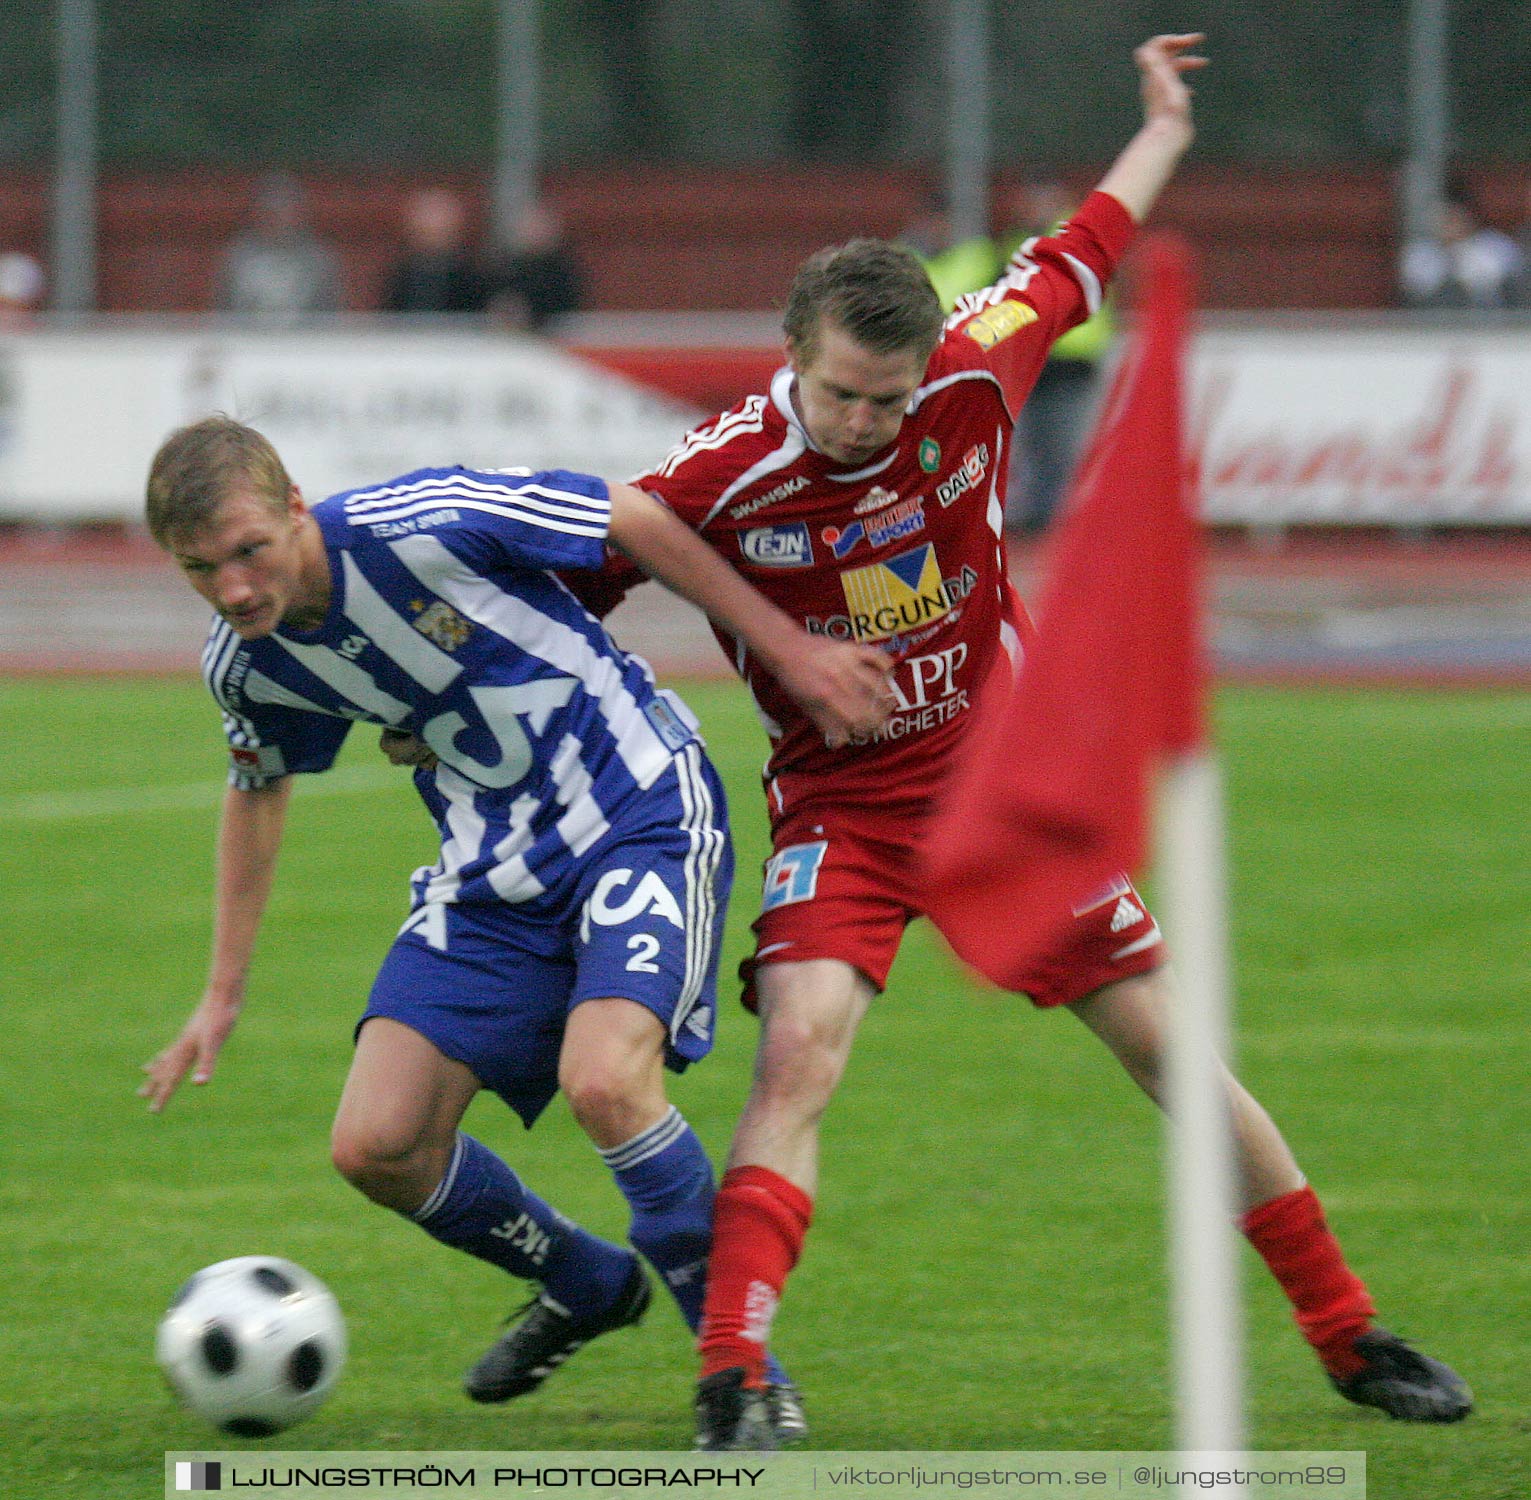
[139,778,293,1113]
[1094,33,1207,224]
[606,482,894,746]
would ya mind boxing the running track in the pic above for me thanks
[2,527,1527,687]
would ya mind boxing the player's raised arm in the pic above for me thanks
[1094,33,1207,224]
[605,482,894,747]
[139,778,293,1113]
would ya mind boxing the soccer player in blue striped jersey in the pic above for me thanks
[139,415,892,1421]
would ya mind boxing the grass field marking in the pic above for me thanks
[0,764,406,823]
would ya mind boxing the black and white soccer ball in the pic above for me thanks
[156,1256,347,1437]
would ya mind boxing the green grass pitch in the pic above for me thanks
[1,674,1526,1499]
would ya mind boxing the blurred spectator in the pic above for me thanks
[215,172,342,323]
[997,182,1116,533]
[0,251,45,328]
[897,192,996,312]
[381,188,489,315]
[1508,178,1531,308]
[488,201,584,333]
[1399,182,1523,310]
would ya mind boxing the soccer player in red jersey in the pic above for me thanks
[575,35,1472,1446]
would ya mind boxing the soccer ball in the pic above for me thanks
[156,1256,347,1437]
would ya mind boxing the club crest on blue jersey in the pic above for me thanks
[411,599,473,651]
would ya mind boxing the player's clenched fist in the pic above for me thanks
[772,636,895,749]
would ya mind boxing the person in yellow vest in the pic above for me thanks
[897,191,999,314]
[996,181,1117,532]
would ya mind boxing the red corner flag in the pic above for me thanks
[924,235,1205,988]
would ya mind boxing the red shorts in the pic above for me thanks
[740,793,1164,1011]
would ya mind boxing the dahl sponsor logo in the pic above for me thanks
[918,437,942,472]
[728,473,810,519]
[961,300,1038,349]
[936,442,991,507]
[740,522,814,568]
[411,599,473,651]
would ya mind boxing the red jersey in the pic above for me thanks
[587,192,1136,808]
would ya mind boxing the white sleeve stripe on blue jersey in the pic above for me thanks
[346,482,609,525]
[346,470,609,511]
[346,473,609,523]
[390,532,674,791]
[349,494,609,539]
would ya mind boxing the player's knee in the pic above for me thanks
[754,1020,848,1115]
[329,1117,431,1200]
[560,1057,650,1142]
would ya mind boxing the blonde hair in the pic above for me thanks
[145,415,292,547]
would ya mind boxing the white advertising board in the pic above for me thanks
[1191,321,1529,525]
[0,318,1527,524]
[0,325,700,520]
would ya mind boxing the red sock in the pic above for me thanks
[1240,1184,1376,1377]
[698,1165,813,1385]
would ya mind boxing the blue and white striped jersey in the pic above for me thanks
[201,465,703,909]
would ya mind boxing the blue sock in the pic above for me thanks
[412,1133,634,1320]
[601,1107,712,1329]
[599,1107,789,1386]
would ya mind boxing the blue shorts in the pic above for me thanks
[360,744,732,1127]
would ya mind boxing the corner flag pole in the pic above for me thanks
[1158,751,1247,1480]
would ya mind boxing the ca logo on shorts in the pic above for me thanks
[584,869,685,931]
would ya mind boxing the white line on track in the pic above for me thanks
[0,765,407,823]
